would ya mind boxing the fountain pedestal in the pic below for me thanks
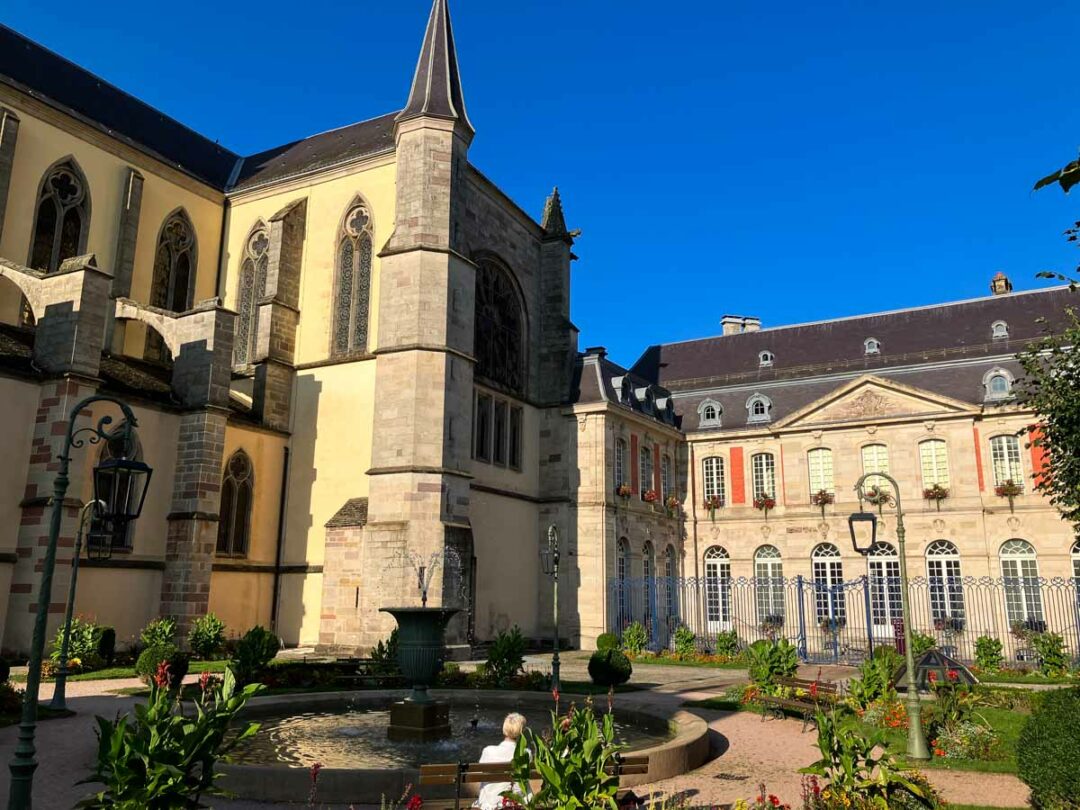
[380,607,459,741]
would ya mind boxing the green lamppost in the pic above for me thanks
[8,396,152,810]
[848,471,930,761]
[539,524,561,692]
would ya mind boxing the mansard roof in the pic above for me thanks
[632,285,1074,391]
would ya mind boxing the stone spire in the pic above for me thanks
[541,187,567,236]
[397,0,473,133]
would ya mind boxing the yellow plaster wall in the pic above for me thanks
[276,571,323,647]
[208,570,275,637]
[469,490,541,638]
[75,568,162,648]
[0,376,40,555]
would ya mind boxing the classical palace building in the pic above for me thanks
[0,1,1074,659]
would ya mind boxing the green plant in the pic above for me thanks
[229,625,280,686]
[620,621,648,655]
[931,720,998,760]
[588,649,632,687]
[747,639,798,691]
[486,626,526,685]
[672,625,696,657]
[436,661,468,688]
[369,628,399,675]
[187,613,226,660]
[1017,686,1080,809]
[714,629,741,657]
[49,617,105,671]
[134,644,189,690]
[1031,632,1069,677]
[909,632,936,658]
[96,627,116,665]
[0,681,23,714]
[595,632,618,652]
[847,654,897,710]
[139,617,177,649]
[802,711,938,808]
[78,665,264,809]
[506,705,624,810]
[974,636,1004,672]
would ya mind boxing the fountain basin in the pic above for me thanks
[220,689,710,804]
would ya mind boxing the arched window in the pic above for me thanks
[759,350,775,368]
[616,537,630,627]
[332,200,373,357]
[660,454,673,500]
[702,456,725,506]
[29,159,90,274]
[474,257,524,394]
[812,543,846,624]
[746,393,772,424]
[867,541,902,634]
[983,368,1014,402]
[919,439,950,488]
[639,443,654,499]
[751,452,776,499]
[234,223,269,365]
[1072,540,1080,582]
[145,209,197,362]
[990,435,1023,488]
[754,545,785,624]
[643,541,655,629]
[698,399,722,428]
[991,320,1009,340]
[614,438,628,492]
[926,540,965,622]
[807,448,834,496]
[217,450,254,557]
[97,425,143,552]
[664,545,678,623]
[1000,539,1043,627]
[704,546,731,631]
[861,443,890,492]
[864,337,881,356]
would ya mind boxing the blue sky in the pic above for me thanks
[7,1,1080,366]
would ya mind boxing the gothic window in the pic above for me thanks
[332,200,373,356]
[234,224,270,365]
[145,209,197,362]
[217,450,254,557]
[29,159,90,274]
[474,258,524,394]
[697,399,722,428]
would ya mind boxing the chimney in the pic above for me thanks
[742,317,761,333]
[720,315,761,335]
[584,346,607,359]
[990,272,1012,296]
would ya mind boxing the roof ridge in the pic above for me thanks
[244,109,401,158]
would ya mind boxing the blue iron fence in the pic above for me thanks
[607,575,1080,666]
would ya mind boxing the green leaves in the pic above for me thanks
[747,639,798,691]
[486,626,527,685]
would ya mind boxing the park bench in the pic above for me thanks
[418,753,649,810]
[758,676,838,732]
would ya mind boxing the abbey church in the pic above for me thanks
[0,1,1074,660]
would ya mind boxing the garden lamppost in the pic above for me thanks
[848,471,930,761]
[539,524,561,692]
[49,498,107,712]
[8,396,151,810]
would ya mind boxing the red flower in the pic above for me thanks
[153,661,171,690]
[769,796,781,806]
[199,670,212,692]
[552,687,560,705]
[946,669,959,681]
[407,795,423,810]
[927,671,938,683]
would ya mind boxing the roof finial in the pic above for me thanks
[542,186,568,235]
[396,0,473,133]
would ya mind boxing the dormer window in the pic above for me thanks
[864,338,881,356]
[656,396,676,425]
[635,387,655,415]
[759,350,775,368]
[697,398,723,428]
[746,393,772,424]
[983,367,1014,402]
[612,376,633,405]
[991,320,1009,340]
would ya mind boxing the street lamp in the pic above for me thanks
[8,396,151,810]
[49,499,107,712]
[539,525,561,692]
[849,471,930,761]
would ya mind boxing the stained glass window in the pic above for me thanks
[474,258,524,394]
[235,225,270,365]
[331,201,373,356]
[145,209,197,362]
[30,160,90,274]
[217,450,254,557]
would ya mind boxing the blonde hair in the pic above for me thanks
[503,712,527,741]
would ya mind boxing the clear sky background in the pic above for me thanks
[7,1,1080,367]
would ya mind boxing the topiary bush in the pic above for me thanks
[672,625,696,657]
[620,621,648,655]
[135,643,189,689]
[975,635,1004,672]
[140,617,177,649]
[588,649,632,687]
[188,613,226,660]
[1017,686,1080,809]
[229,626,280,686]
[595,632,619,652]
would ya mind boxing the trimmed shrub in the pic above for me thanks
[714,630,740,658]
[187,613,226,660]
[229,626,280,685]
[140,617,177,648]
[672,625,696,657]
[135,643,189,689]
[595,632,619,652]
[486,626,526,685]
[588,649,632,687]
[1017,686,1080,809]
[975,635,1004,672]
[620,622,648,655]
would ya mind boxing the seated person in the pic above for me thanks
[474,712,528,810]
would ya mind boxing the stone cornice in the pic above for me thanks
[366,465,474,479]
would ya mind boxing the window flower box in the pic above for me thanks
[753,493,776,520]
[864,485,892,513]
[703,495,722,522]
[811,489,834,518]
[994,479,1022,513]
[923,483,950,512]
[664,494,680,518]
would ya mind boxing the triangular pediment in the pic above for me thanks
[775,375,979,429]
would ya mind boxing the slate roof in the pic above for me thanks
[397,0,472,131]
[572,349,680,428]
[325,497,369,528]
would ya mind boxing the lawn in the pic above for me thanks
[976,670,1078,686]
[12,658,229,683]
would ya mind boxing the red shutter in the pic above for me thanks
[1030,424,1048,489]
[973,427,985,492]
[630,434,639,493]
[730,447,745,504]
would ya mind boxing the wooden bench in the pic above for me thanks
[758,676,838,732]
[419,753,649,810]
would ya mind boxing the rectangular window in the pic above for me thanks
[861,444,890,492]
[614,439,627,490]
[474,393,492,462]
[919,440,950,488]
[661,454,673,499]
[702,456,725,506]
[640,445,654,499]
[751,453,776,499]
[990,435,1023,488]
[508,406,523,470]
[493,400,508,465]
[807,448,834,495]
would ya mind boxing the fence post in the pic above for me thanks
[862,575,875,660]
[796,575,807,662]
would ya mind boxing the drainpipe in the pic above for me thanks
[270,446,290,634]
[213,197,231,300]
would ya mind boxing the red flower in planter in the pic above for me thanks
[642,489,659,503]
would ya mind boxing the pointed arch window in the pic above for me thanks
[235,224,270,365]
[145,209,197,362]
[332,200,373,356]
[217,450,254,557]
[474,257,525,394]
[30,159,90,274]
